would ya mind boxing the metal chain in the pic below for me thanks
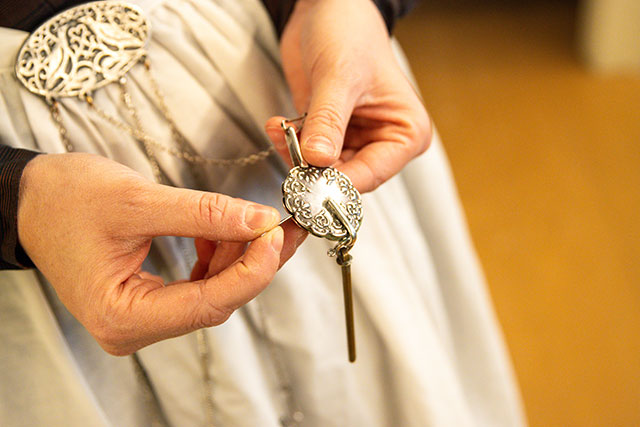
[131,353,171,427]
[86,98,275,167]
[122,71,217,425]
[49,100,74,152]
[84,58,275,168]
[143,59,203,162]
[255,299,305,426]
[196,330,217,427]
[117,77,164,183]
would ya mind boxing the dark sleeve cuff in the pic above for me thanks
[261,0,418,38]
[372,0,418,34]
[0,145,39,269]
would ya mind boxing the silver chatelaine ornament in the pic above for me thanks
[280,116,362,362]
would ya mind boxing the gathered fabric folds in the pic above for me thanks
[0,0,525,425]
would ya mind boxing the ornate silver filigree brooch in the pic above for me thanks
[15,1,148,101]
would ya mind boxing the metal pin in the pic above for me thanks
[279,215,292,226]
[257,215,293,240]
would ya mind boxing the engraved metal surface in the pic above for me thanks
[282,166,363,240]
[15,1,149,100]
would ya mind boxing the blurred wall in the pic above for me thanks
[395,1,640,425]
[579,0,640,71]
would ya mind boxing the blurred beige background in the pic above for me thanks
[395,0,640,425]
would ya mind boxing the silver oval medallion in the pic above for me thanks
[15,1,149,100]
[282,166,363,240]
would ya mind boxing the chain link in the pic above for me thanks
[49,100,74,152]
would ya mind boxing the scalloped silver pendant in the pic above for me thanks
[282,165,362,241]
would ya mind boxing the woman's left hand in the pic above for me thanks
[266,0,431,193]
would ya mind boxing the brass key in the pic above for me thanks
[280,115,362,363]
[337,250,356,362]
[324,197,357,362]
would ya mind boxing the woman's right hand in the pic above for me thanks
[17,153,302,355]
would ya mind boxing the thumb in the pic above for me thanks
[96,227,284,355]
[133,183,280,242]
[300,79,356,166]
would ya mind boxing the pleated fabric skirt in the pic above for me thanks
[0,0,525,425]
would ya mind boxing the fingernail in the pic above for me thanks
[269,227,284,252]
[245,205,279,230]
[304,136,335,158]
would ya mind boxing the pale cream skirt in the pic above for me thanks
[0,0,524,425]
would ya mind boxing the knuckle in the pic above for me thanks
[194,304,233,329]
[414,109,432,155]
[308,45,339,78]
[308,105,344,138]
[402,107,432,157]
[197,192,226,226]
[234,259,254,279]
[371,174,385,191]
[192,280,234,328]
[100,342,134,357]
[89,284,148,356]
[364,160,385,192]
[92,324,133,356]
